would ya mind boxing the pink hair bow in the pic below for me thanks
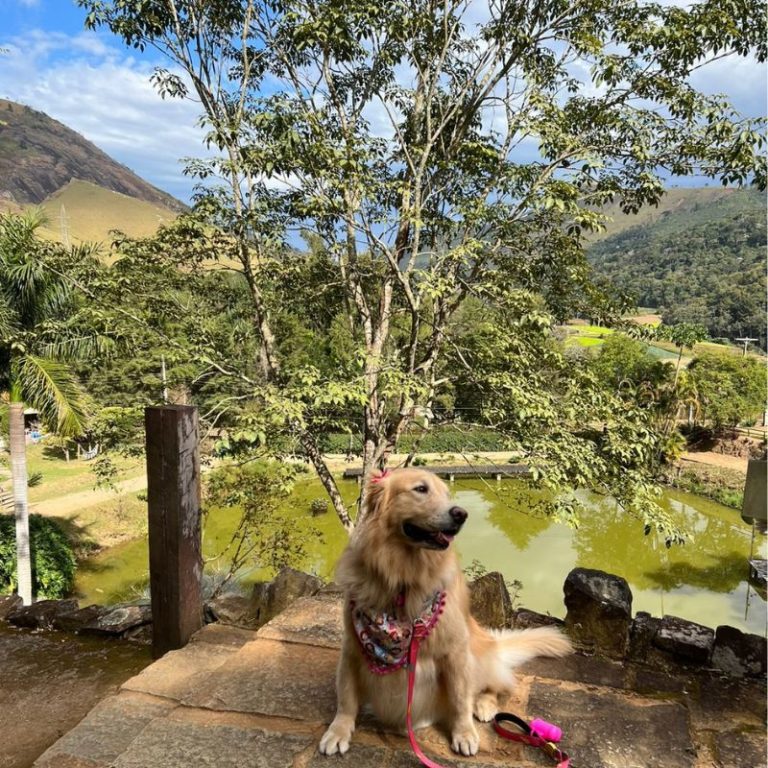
[370,469,392,484]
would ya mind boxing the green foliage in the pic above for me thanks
[656,322,709,352]
[91,453,119,493]
[0,514,76,598]
[320,425,508,455]
[591,334,671,394]
[309,498,329,516]
[660,466,745,510]
[205,461,323,592]
[590,201,767,348]
[0,211,101,434]
[73,0,766,538]
[688,351,766,429]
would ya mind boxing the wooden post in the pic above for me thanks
[145,406,203,659]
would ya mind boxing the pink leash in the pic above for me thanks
[405,622,570,768]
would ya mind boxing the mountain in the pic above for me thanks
[588,187,766,348]
[0,98,183,212]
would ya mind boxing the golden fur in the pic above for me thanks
[319,468,572,757]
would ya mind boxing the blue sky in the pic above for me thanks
[1,0,766,204]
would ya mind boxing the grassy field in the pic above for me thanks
[25,444,143,503]
[35,180,177,249]
[562,323,615,348]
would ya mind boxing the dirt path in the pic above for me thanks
[31,474,147,518]
[680,451,749,474]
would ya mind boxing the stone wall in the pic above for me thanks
[2,566,765,682]
[508,567,766,680]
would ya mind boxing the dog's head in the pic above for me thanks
[364,468,468,551]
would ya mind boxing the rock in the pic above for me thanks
[469,572,513,629]
[714,729,766,768]
[53,604,108,633]
[82,603,153,636]
[0,594,22,620]
[563,568,632,658]
[7,599,79,630]
[124,623,153,645]
[711,625,767,678]
[654,615,714,665]
[509,608,564,630]
[205,594,257,628]
[250,568,323,628]
[628,611,661,663]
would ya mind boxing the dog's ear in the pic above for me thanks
[364,471,390,517]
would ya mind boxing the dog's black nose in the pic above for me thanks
[449,506,468,525]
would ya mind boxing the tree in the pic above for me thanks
[655,322,709,387]
[80,0,766,537]
[688,351,766,430]
[591,333,670,396]
[0,212,102,603]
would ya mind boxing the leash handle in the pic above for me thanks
[493,712,571,768]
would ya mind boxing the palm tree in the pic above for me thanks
[1,211,91,604]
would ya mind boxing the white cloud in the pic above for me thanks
[689,54,767,119]
[0,29,208,201]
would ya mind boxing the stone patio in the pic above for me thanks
[33,593,766,768]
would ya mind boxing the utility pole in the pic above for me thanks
[59,204,70,247]
[735,337,758,357]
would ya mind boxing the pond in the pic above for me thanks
[74,478,767,635]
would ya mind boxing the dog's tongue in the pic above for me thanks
[435,531,455,547]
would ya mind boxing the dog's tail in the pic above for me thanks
[489,626,573,667]
[472,621,572,690]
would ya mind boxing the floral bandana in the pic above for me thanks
[351,590,446,675]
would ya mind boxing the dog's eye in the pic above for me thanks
[414,484,429,494]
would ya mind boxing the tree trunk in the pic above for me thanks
[9,402,32,605]
[299,433,354,533]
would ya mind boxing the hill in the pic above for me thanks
[588,186,761,242]
[32,180,177,247]
[588,188,766,348]
[0,98,183,211]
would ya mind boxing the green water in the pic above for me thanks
[75,479,767,635]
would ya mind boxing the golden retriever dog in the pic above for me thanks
[319,467,572,757]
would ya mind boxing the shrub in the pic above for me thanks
[0,514,76,598]
[309,498,329,516]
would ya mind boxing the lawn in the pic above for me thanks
[24,444,143,503]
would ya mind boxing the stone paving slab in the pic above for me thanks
[191,623,260,649]
[122,637,241,700]
[112,717,314,768]
[528,681,694,768]
[183,637,339,721]
[34,692,177,767]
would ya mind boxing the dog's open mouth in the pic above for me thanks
[402,521,461,550]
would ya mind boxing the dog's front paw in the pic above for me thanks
[451,722,480,756]
[319,716,355,755]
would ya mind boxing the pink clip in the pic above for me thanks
[370,469,392,484]
[530,719,562,743]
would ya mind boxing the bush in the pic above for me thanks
[320,425,508,455]
[309,498,329,516]
[0,514,76,598]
